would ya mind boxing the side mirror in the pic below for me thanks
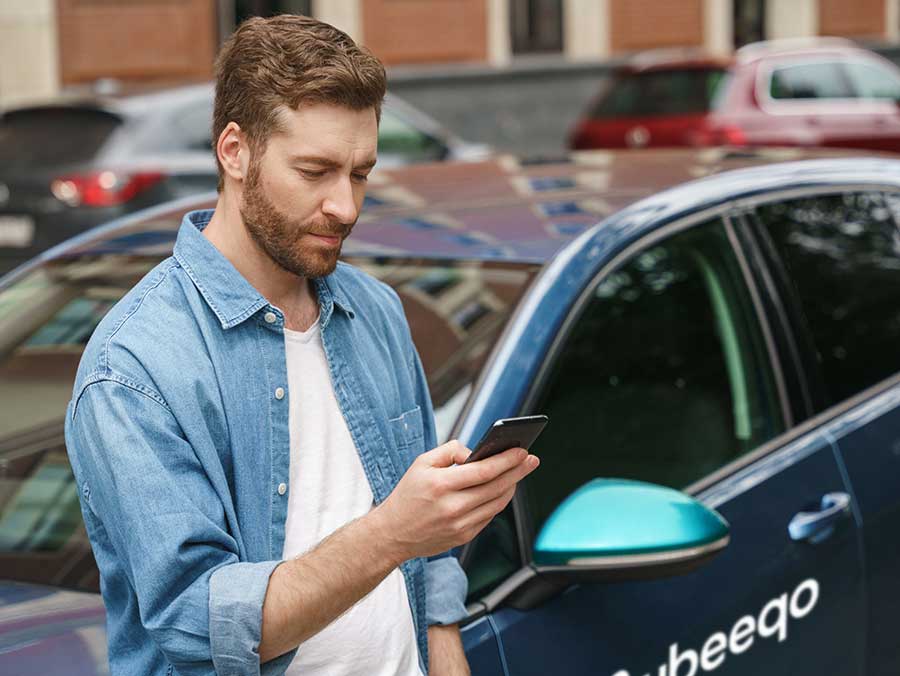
[534,478,729,579]
[474,479,731,613]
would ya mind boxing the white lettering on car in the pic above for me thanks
[611,578,819,676]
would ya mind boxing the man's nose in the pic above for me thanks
[321,177,358,224]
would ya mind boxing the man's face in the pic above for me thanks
[240,103,378,278]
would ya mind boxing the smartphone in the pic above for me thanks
[464,415,549,464]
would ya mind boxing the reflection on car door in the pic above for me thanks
[478,216,866,675]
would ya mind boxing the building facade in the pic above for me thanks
[1,0,899,106]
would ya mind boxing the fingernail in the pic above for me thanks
[527,455,539,468]
[518,448,528,461]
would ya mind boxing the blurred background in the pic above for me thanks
[3,0,900,156]
[4,0,900,274]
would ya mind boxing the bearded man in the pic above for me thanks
[64,14,538,676]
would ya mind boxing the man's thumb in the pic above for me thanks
[423,441,471,467]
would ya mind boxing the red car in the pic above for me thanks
[570,38,900,153]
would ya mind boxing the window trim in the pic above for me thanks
[728,211,817,421]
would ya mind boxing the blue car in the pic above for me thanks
[0,148,899,675]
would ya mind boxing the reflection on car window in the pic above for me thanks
[769,62,854,99]
[524,220,785,533]
[0,441,99,592]
[350,259,537,441]
[756,192,900,407]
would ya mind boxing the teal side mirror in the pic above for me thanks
[534,478,729,579]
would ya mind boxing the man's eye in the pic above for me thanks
[352,173,369,183]
[299,169,326,179]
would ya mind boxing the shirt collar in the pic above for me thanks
[173,209,355,330]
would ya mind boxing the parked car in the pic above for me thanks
[1,147,900,675]
[0,83,489,276]
[570,38,900,155]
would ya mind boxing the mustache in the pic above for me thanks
[303,221,354,238]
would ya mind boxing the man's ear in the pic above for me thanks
[217,122,249,183]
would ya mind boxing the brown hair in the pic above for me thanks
[212,14,386,190]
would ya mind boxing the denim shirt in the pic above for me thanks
[64,210,468,676]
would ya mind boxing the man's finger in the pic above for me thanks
[445,446,530,489]
[456,454,539,508]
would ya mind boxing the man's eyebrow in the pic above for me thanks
[290,155,377,170]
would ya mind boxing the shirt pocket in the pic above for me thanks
[388,405,425,462]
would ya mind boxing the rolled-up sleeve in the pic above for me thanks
[67,377,294,675]
[209,561,296,675]
[424,555,468,626]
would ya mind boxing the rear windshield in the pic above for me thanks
[0,244,537,590]
[589,68,727,118]
[0,107,123,171]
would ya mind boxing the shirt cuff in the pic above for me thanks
[209,560,298,675]
[424,555,468,626]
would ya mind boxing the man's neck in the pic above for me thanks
[202,194,319,331]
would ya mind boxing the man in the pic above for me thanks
[64,14,538,676]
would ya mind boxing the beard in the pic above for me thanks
[239,159,353,279]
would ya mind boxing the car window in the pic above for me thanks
[463,503,518,602]
[170,100,215,152]
[589,68,727,118]
[0,107,122,171]
[522,219,786,533]
[377,109,447,162]
[768,61,854,99]
[842,61,900,100]
[755,192,900,408]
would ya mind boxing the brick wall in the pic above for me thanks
[609,0,704,53]
[361,0,487,65]
[819,0,885,37]
[57,0,216,85]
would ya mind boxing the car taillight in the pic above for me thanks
[690,124,748,147]
[51,170,165,207]
[715,124,747,145]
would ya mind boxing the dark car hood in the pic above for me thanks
[0,581,108,675]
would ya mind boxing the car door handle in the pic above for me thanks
[788,492,851,542]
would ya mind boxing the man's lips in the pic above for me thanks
[309,233,342,246]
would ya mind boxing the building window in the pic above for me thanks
[510,0,563,55]
[734,0,765,48]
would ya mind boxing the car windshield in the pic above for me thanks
[0,240,537,590]
[589,67,727,118]
[0,107,123,171]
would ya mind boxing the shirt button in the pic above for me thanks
[277,483,287,496]
[264,312,277,324]
[275,387,285,400]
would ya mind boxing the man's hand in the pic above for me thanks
[428,624,470,676]
[371,440,540,563]
[259,440,538,663]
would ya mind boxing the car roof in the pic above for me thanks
[3,147,895,283]
[621,48,731,73]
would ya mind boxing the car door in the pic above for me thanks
[463,214,866,675]
[839,60,900,153]
[760,59,879,151]
[751,190,900,676]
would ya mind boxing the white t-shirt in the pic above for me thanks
[282,317,422,676]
